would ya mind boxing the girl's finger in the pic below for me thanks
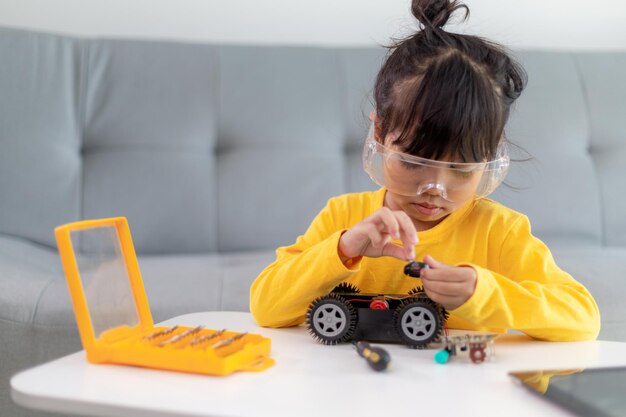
[422,279,466,297]
[363,223,385,249]
[423,288,466,307]
[424,255,445,269]
[378,234,392,250]
[421,269,467,283]
[382,242,410,260]
[405,246,415,261]
[394,210,419,246]
[374,208,401,239]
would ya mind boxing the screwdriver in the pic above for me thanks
[354,341,391,372]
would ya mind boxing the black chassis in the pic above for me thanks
[306,262,448,349]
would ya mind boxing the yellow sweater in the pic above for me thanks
[250,188,600,341]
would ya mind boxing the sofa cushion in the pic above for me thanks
[216,46,347,252]
[82,40,220,254]
[0,235,275,328]
[576,53,626,246]
[553,247,626,342]
[490,51,603,249]
[0,236,63,325]
[137,250,274,322]
[0,28,81,248]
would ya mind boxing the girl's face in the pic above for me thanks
[380,135,482,232]
[384,183,474,231]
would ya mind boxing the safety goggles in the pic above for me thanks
[362,123,509,202]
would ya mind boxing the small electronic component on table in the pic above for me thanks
[434,334,498,364]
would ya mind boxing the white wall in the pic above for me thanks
[0,0,625,50]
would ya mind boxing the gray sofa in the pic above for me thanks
[1,26,625,416]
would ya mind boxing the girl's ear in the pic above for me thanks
[370,112,384,143]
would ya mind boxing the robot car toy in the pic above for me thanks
[306,261,449,349]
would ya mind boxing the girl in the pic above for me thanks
[250,0,600,341]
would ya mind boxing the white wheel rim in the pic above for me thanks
[312,304,347,337]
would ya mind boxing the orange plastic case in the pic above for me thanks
[55,217,274,376]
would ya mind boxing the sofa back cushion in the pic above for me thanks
[0,29,81,246]
[81,40,219,253]
[490,51,604,248]
[1,26,625,253]
[576,54,626,246]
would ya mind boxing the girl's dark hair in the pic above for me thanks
[374,0,527,162]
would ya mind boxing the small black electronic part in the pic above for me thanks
[403,261,430,278]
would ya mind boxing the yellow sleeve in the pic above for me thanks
[452,215,601,341]
[249,198,362,328]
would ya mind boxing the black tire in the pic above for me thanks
[394,298,444,349]
[306,294,357,345]
[331,282,361,294]
[408,286,425,296]
[437,304,450,322]
[407,287,449,322]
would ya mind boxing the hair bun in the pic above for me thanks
[411,0,469,29]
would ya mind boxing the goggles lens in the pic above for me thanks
[362,123,509,202]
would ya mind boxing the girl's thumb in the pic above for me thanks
[424,255,443,269]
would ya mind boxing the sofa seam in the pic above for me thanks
[572,53,606,247]
[78,38,91,221]
[0,232,56,251]
[215,46,221,252]
[27,277,61,325]
[213,44,223,288]
[80,143,213,153]
[0,316,77,330]
[77,38,88,147]
[217,258,224,311]
[336,49,351,193]
[215,46,223,253]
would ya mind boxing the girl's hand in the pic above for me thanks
[338,207,418,262]
[420,255,477,310]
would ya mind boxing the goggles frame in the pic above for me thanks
[362,123,510,201]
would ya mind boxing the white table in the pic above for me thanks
[11,311,626,417]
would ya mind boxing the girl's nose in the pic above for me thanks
[416,182,448,199]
